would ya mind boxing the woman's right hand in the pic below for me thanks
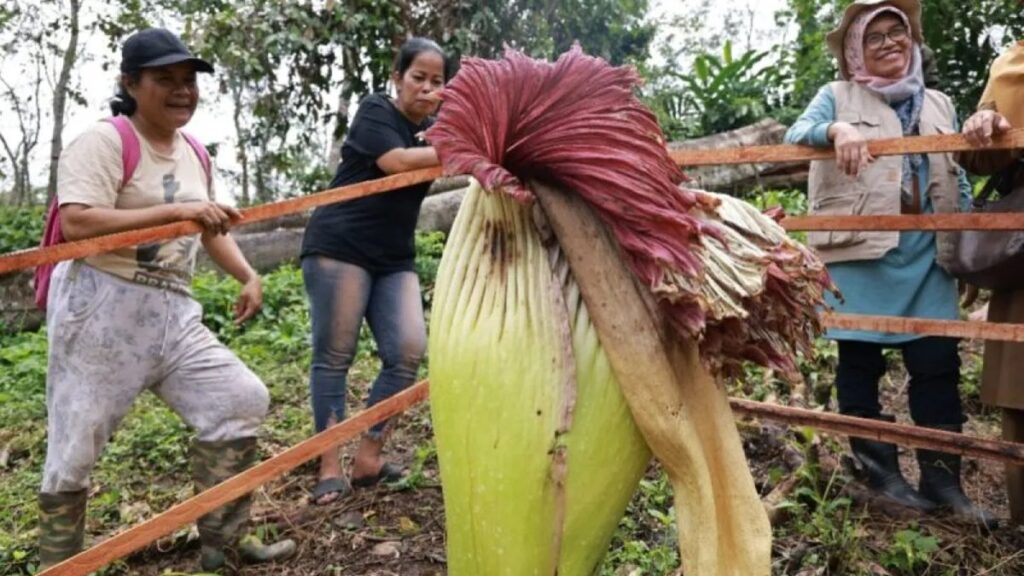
[828,122,874,178]
[177,201,241,235]
[962,109,1012,147]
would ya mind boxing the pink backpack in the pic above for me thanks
[33,115,212,310]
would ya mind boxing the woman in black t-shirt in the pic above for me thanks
[301,38,449,505]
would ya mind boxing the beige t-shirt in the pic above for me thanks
[57,120,213,294]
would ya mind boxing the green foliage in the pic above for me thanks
[0,329,48,434]
[749,187,808,217]
[681,42,779,137]
[645,40,783,140]
[775,431,867,572]
[0,205,44,254]
[0,326,48,573]
[748,187,809,243]
[922,0,1024,118]
[600,469,679,575]
[192,263,309,354]
[880,527,940,574]
[390,440,437,491]
[772,0,852,123]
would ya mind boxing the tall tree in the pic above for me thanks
[0,0,87,205]
[46,0,83,203]
[0,62,43,205]
[0,11,44,206]
[94,0,656,202]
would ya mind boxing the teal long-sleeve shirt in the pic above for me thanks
[784,85,972,344]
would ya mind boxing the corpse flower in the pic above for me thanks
[425,46,834,576]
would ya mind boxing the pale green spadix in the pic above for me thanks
[429,180,651,575]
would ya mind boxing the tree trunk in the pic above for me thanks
[327,88,345,168]
[254,138,269,203]
[231,77,251,205]
[328,43,360,167]
[46,0,81,204]
[0,54,42,204]
[17,156,30,205]
[670,118,807,193]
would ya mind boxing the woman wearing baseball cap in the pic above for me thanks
[784,0,995,527]
[36,28,295,570]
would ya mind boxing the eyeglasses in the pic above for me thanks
[864,26,909,50]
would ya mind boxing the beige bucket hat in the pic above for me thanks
[825,0,924,79]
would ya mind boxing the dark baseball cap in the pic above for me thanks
[120,28,214,74]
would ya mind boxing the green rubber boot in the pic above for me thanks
[38,489,88,569]
[192,438,296,571]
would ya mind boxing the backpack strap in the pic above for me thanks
[106,115,142,188]
[34,117,211,312]
[181,131,213,191]
[106,115,212,193]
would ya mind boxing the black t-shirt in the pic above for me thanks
[301,94,434,274]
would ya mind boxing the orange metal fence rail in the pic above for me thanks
[782,213,1024,231]
[38,381,431,576]
[669,128,1024,166]
[0,167,441,276]
[824,313,1024,343]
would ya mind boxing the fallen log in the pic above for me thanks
[669,118,808,193]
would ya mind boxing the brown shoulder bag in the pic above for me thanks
[947,163,1024,290]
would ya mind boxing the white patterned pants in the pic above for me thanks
[41,262,269,493]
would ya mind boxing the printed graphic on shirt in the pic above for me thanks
[57,122,212,294]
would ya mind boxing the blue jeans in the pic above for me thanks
[302,256,426,437]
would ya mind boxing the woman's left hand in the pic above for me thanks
[962,110,1012,147]
[235,275,263,325]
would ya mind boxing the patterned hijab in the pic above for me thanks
[844,5,925,205]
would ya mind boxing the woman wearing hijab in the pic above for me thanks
[784,0,994,527]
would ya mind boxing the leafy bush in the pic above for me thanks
[645,41,784,140]
[775,430,867,572]
[192,263,310,353]
[0,205,45,254]
[880,527,940,574]
[600,470,679,575]
[0,329,48,435]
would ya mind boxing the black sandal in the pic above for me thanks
[310,477,351,505]
[351,462,404,488]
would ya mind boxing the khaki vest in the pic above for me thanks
[807,81,962,269]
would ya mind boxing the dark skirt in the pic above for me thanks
[982,289,1024,410]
